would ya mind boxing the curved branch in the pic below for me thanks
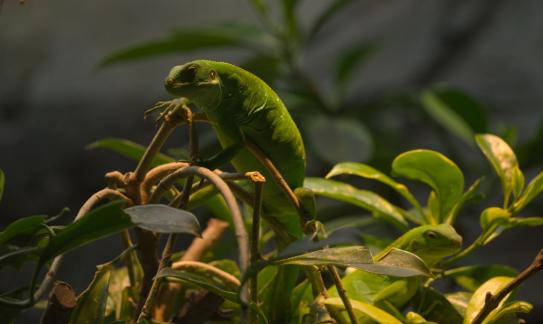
[139,162,189,204]
[149,166,250,304]
[171,260,241,288]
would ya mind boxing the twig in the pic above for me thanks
[171,260,241,287]
[249,181,263,324]
[140,162,189,204]
[327,266,359,324]
[40,281,76,324]
[472,248,543,324]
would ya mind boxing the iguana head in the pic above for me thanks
[402,224,462,267]
[164,60,222,110]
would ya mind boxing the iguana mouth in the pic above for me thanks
[165,80,218,89]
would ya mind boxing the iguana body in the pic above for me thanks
[164,60,305,239]
[329,224,462,315]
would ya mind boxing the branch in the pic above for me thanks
[327,266,360,324]
[472,248,543,324]
[40,281,76,324]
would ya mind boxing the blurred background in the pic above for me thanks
[1,0,543,321]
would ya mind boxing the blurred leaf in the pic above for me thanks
[41,201,131,262]
[447,265,517,292]
[87,138,174,167]
[392,149,464,222]
[101,22,265,65]
[326,162,423,217]
[156,267,238,303]
[475,134,524,206]
[406,311,433,324]
[307,116,373,164]
[278,227,362,259]
[463,276,514,324]
[484,300,532,323]
[364,248,431,277]
[335,43,376,98]
[0,215,46,246]
[281,0,300,40]
[480,207,511,232]
[70,262,114,324]
[512,171,543,213]
[241,54,280,84]
[445,291,472,317]
[124,204,200,235]
[324,297,402,323]
[411,287,463,324]
[304,177,407,229]
[421,88,487,145]
[309,0,355,39]
[0,169,4,204]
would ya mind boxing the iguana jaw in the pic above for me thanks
[165,79,219,90]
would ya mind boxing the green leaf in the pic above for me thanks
[0,169,5,204]
[101,23,265,65]
[484,300,532,324]
[309,0,355,39]
[446,178,483,225]
[421,88,487,145]
[156,267,238,303]
[326,162,423,217]
[42,201,131,262]
[304,177,407,229]
[512,170,543,213]
[411,287,463,324]
[271,246,373,268]
[0,215,47,246]
[364,248,431,277]
[307,116,374,164]
[335,43,376,97]
[241,54,280,84]
[124,204,200,235]
[480,207,511,232]
[87,138,174,166]
[281,0,300,40]
[463,276,515,324]
[324,297,402,323]
[70,262,114,324]
[392,149,464,223]
[475,134,525,206]
[446,265,518,292]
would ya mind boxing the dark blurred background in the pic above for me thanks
[2,0,543,322]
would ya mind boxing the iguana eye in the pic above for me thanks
[425,231,438,240]
[209,70,217,79]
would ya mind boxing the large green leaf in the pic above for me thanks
[156,267,238,303]
[421,88,487,145]
[41,201,131,262]
[392,149,464,223]
[304,177,407,229]
[475,134,524,206]
[324,297,402,323]
[512,170,543,213]
[307,116,373,164]
[363,248,431,277]
[326,162,423,219]
[123,204,200,235]
[70,262,114,324]
[0,169,4,204]
[483,300,532,324]
[0,215,47,246]
[101,22,265,65]
[445,291,472,317]
[463,276,514,324]
[446,265,517,292]
[87,138,174,167]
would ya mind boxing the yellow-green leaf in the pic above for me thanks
[324,297,402,323]
[512,170,543,213]
[463,276,514,324]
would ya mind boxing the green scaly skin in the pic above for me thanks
[163,60,307,322]
[329,224,462,317]
[164,60,306,240]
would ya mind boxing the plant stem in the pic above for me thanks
[472,248,543,324]
[249,181,263,324]
[327,266,360,324]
